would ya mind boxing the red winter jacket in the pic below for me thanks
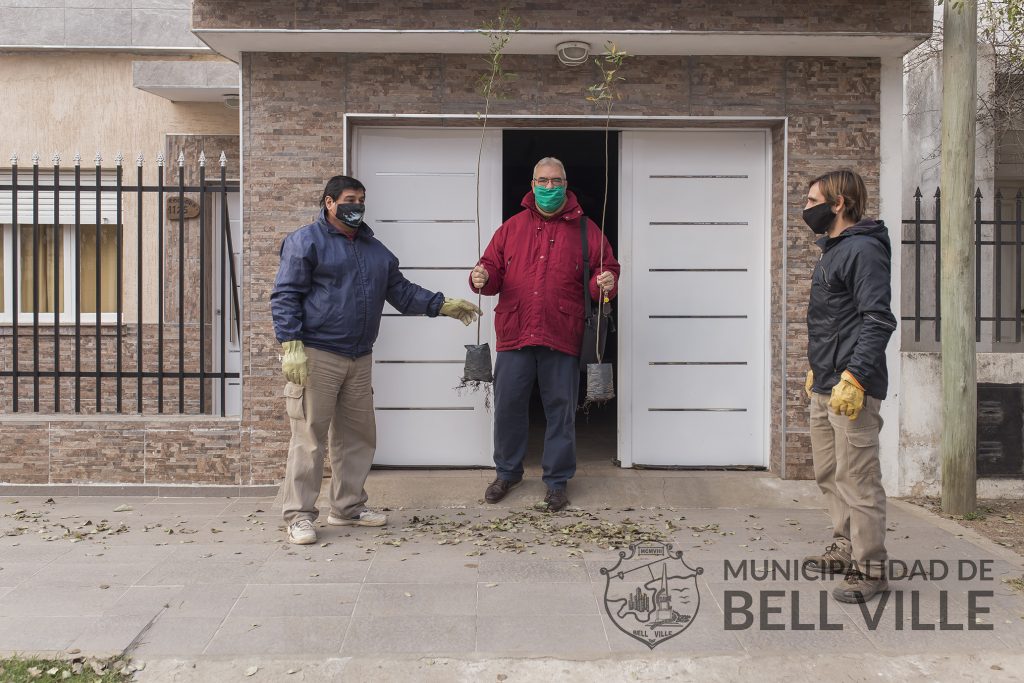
[469,190,621,357]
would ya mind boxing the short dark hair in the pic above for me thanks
[808,170,867,223]
[320,175,366,206]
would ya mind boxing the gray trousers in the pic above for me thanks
[281,347,375,525]
[809,392,888,579]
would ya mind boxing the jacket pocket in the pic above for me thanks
[284,382,305,421]
[557,298,586,319]
[493,299,520,341]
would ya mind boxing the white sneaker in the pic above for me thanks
[287,519,317,545]
[327,509,388,527]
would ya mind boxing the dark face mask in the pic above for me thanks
[334,202,365,228]
[802,202,835,235]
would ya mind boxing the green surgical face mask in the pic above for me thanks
[534,185,566,213]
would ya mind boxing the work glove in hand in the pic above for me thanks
[440,298,482,326]
[281,340,309,385]
[829,370,865,420]
[805,369,814,399]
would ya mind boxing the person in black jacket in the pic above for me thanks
[799,170,897,604]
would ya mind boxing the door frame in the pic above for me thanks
[344,114,782,470]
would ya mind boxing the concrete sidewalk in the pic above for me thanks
[1,470,1022,681]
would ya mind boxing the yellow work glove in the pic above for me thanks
[829,370,865,420]
[281,340,309,385]
[805,369,814,399]
[439,298,482,326]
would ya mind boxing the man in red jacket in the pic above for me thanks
[469,157,620,511]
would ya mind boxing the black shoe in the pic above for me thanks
[484,478,521,504]
[543,487,569,512]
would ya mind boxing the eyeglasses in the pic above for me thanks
[533,177,566,187]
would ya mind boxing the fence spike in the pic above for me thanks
[73,152,81,166]
[914,187,922,198]
[9,152,17,164]
[177,151,185,167]
[114,152,123,167]
[934,187,941,198]
[199,150,207,167]
[136,152,144,167]
[51,152,61,165]
[94,152,102,165]
[156,152,165,167]
[219,151,227,167]
[31,152,40,166]
[995,189,1003,201]
[976,188,983,199]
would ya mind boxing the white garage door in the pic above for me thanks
[620,130,770,467]
[350,127,501,466]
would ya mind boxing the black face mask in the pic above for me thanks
[802,202,835,235]
[334,202,365,228]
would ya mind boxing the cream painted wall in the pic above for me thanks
[0,52,239,324]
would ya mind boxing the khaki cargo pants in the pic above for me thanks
[281,347,376,525]
[809,392,888,579]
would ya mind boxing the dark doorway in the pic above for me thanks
[501,129,620,469]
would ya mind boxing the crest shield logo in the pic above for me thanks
[600,541,702,649]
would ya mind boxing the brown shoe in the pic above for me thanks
[802,542,853,575]
[543,487,569,512]
[832,570,889,604]
[484,478,521,504]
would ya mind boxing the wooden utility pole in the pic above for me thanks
[940,0,978,515]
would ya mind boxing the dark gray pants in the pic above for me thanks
[492,346,579,490]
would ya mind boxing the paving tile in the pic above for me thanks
[102,585,181,617]
[68,614,153,656]
[169,542,277,563]
[0,542,74,564]
[0,584,129,617]
[159,584,246,618]
[601,606,746,654]
[478,558,590,583]
[354,583,476,617]
[341,615,474,655]
[205,615,348,655]
[231,584,360,618]
[0,562,44,586]
[475,615,609,656]
[51,543,177,564]
[365,557,479,583]
[252,559,371,585]
[130,616,223,656]
[21,561,160,588]
[135,560,264,586]
[477,581,600,616]
[0,616,96,655]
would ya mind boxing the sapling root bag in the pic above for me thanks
[584,362,615,407]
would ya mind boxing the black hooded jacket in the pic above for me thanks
[807,219,898,400]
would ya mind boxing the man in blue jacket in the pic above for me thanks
[271,175,481,545]
[800,170,897,603]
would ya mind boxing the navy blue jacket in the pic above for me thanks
[271,209,444,358]
[807,219,898,400]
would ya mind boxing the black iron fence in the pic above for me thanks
[902,187,1024,350]
[0,151,240,415]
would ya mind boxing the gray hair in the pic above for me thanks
[533,156,567,180]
